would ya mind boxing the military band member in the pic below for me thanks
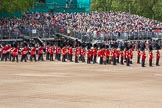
[141,50,146,67]
[87,46,92,64]
[49,44,54,61]
[116,49,119,63]
[1,43,7,61]
[156,49,160,66]
[38,43,44,61]
[12,44,19,62]
[112,48,116,65]
[120,50,124,65]
[129,48,133,64]
[30,44,37,62]
[46,43,50,60]
[62,45,67,62]
[68,44,73,62]
[20,43,28,62]
[105,46,110,64]
[126,50,130,66]
[80,46,86,62]
[56,45,61,61]
[92,45,97,64]
[137,48,141,64]
[148,50,153,67]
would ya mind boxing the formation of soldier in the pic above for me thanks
[0,40,161,67]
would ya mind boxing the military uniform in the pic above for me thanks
[149,50,153,67]
[156,50,160,66]
[141,51,146,67]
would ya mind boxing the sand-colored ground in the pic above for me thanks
[0,52,162,108]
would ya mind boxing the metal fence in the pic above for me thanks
[1,24,162,42]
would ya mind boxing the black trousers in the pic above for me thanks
[75,55,78,63]
[46,52,49,60]
[141,59,145,67]
[30,55,37,62]
[57,54,61,61]
[113,57,116,65]
[1,54,7,61]
[69,54,73,62]
[106,56,109,64]
[49,54,54,61]
[126,58,130,66]
[9,54,13,61]
[81,55,85,62]
[87,57,91,64]
[100,57,103,64]
[62,55,66,62]
[12,55,18,62]
[38,54,44,61]
[116,56,119,63]
[120,57,124,64]
[149,59,152,66]
[156,58,160,66]
[93,56,97,63]
[137,56,140,64]
[21,55,27,62]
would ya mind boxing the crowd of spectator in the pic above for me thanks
[0,11,162,40]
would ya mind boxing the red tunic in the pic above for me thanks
[30,47,36,55]
[105,49,110,57]
[156,51,160,59]
[68,47,73,55]
[38,46,43,55]
[149,51,153,60]
[93,48,97,56]
[49,46,54,55]
[141,52,146,60]
[21,47,28,55]
[120,51,123,58]
[87,49,92,58]
[12,47,18,56]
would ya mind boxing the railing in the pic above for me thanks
[1,24,162,42]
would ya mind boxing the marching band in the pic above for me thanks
[0,41,161,67]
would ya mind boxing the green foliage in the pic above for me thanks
[90,0,162,21]
[0,0,35,13]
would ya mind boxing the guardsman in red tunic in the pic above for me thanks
[87,46,92,64]
[116,49,119,63]
[20,43,28,62]
[126,50,130,66]
[62,45,66,62]
[137,49,141,64]
[30,44,37,62]
[38,43,44,61]
[123,48,127,61]
[1,43,7,61]
[156,50,160,66]
[56,45,61,61]
[105,46,110,64]
[141,50,146,67]
[148,50,153,67]
[80,47,86,62]
[9,44,14,61]
[74,46,80,63]
[5,44,11,61]
[69,45,73,62]
[92,46,97,64]
[129,48,133,64]
[12,44,19,62]
[46,43,50,60]
[112,48,116,65]
[49,44,54,61]
[120,50,124,65]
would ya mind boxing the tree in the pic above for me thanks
[90,0,162,21]
[0,0,35,13]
